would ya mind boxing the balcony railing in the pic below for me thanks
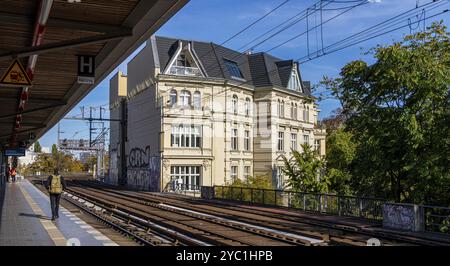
[169,66,202,77]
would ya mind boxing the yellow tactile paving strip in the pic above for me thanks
[18,185,67,246]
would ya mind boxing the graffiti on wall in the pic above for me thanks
[127,146,160,191]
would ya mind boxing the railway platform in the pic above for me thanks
[0,179,118,246]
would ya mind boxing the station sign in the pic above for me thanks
[0,59,32,87]
[4,147,26,157]
[77,55,95,84]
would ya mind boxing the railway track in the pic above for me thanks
[71,180,450,246]
[64,183,324,246]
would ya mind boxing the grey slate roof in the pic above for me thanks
[154,36,311,96]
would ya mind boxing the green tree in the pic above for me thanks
[325,129,356,195]
[323,22,450,205]
[33,141,42,153]
[282,144,329,193]
[51,144,58,155]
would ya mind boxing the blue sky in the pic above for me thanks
[38,0,449,148]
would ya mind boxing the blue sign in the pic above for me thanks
[4,148,26,157]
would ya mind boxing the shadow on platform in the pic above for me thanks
[19,213,52,220]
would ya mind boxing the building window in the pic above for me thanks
[314,139,320,151]
[231,128,238,150]
[291,133,297,151]
[303,134,309,145]
[244,166,251,180]
[276,166,284,189]
[170,166,201,190]
[193,91,201,109]
[171,125,201,148]
[245,98,251,116]
[232,95,238,114]
[180,90,191,107]
[290,103,294,118]
[302,104,307,121]
[277,132,284,151]
[224,59,243,79]
[244,130,250,151]
[277,100,281,117]
[281,100,285,117]
[306,106,310,122]
[169,89,177,106]
[294,103,298,120]
[287,68,301,91]
[231,166,238,181]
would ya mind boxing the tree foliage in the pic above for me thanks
[282,144,329,193]
[323,22,449,205]
[325,129,356,195]
[23,147,83,176]
[33,141,42,153]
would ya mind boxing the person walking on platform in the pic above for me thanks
[45,169,67,221]
[9,167,17,183]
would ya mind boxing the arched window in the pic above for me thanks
[232,95,238,114]
[245,98,251,116]
[193,91,201,108]
[169,89,177,106]
[180,90,191,106]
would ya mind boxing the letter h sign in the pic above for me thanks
[77,55,95,84]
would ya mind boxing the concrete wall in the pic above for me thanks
[383,203,425,232]
[126,42,161,191]
[108,72,127,186]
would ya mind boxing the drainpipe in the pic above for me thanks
[12,0,53,144]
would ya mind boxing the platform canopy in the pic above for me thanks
[0,0,188,149]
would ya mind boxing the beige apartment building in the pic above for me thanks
[108,36,325,191]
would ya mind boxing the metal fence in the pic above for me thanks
[214,186,385,220]
[423,205,450,234]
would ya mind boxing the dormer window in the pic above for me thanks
[224,59,244,80]
[287,67,302,92]
[165,42,205,77]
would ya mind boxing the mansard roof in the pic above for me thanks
[154,36,311,96]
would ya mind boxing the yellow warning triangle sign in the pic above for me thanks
[0,59,32,86]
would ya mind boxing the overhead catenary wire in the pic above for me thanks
[165,1,371,115]
[165,0,448,113]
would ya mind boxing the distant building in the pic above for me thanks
[109,36,326,191]
[80,152,95,165]
[18,146,50,166]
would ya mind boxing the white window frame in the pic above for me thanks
[232,95,238,114]
[171,125,201,148]
[180,90,191,107]
[231,128,238,151]
[170,166,201,191]
[231,166,238,181]
[169,89,177,106]
[278,131,284,152]
[245,98,251,116]
[276,166,284,189]
[193,91,201,109]
[291,133,297,151]
[244,166,251,180]
[303,134,309,146]
[244,130,250,151]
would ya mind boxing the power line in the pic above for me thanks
[165,0,371,115]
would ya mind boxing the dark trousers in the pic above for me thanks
[49,193,61,218]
